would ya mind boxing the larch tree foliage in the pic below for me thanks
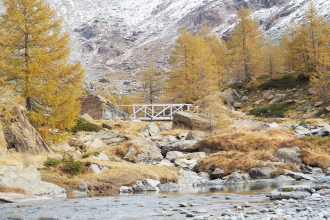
[228,6,264,83]
[164,28,220,103]
[0,0,84,143]
[137,60,162,104]
[263,38,284,78]
[293,0,330,74]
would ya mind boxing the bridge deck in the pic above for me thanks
[117,104,198,121]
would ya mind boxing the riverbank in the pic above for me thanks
[2,180,329,220]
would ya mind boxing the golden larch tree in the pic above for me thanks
[228,6,265,82]
[136,60,162,104]
[293,0,330,74]
[263,38,285,78]
[0,0,84,143]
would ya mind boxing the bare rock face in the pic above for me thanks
[3,105,52,154]
[79,95,128,120]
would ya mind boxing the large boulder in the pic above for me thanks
[172,111,210,131]
[91,130,130,146]
[185,130,207,141]
[248,165,276,179]
[274,146,302,164]
[174,152,206,170]
[132,179,160,191]
[160,140,199,156]
[3,105,52,153]
[210,168,225,180]
[124,138,163,164]
[213,88,241,105]
[79,94,128,120]
[224,172,254,184]
[0,166,65,197]
[140,122,160,137]
[269,185,312,200]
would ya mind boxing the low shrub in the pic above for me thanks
[82,152,98,159]
[44,158,62,167]
[249,103,292,118]
[71,118,102,133]
[62,159,85,175]
[259,73,309,90]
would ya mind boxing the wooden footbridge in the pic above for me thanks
[117,104,199,121]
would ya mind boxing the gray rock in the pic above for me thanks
[0,166,65,197]
[221,209,233,216]
[174,152,206,170]
[232,120,270,131]
[119,186,133,194]
[299,164,313,174]
[157,159,175,167]
[269,94,287,104]
[89,164,102,174]
[283,169,314,180]
[302,111,319,119]
[274,146,302,164]
[294,126,312,137]
[185,130,206,141]
[140,122,160,136]
[317,126,330,136]
[124,138,163,164]
[210,168,225,180]
[172,111,210,131]
[161,140,199,155]
[176,133,188,140]
[159,123,172,132]
[77,181,89,193]
[132,179,160,191]
[0,192,53,203]
[248,166,276,179]
[270,190,311,200]
[274,175,296,182]
[224,172,254,184]
[93,152,109,161]
[91,130,130,146]
[86,138,106,149]
[198,172,210,180]
[165,151,184,162]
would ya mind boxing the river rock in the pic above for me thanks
[132,179,160,191]
[165,151,184,162]
[248,165,276,179]
[119,186,134,194]
[124,138,163,164]
[274,146,302,164]
[78,181,89,193]
[270,185,312,200]
[210,168,225,180]
[2,105,52,153]
[91,130,130,146]
[161,140,199,155]
[299,164,313,174]
[172,111,210,131]
[140,122,160,136]
[224,172,254,184]
[174,152,206,170]
[283,169,314,180]
[0,166,65,197]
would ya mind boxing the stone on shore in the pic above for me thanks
[274,146,302,164]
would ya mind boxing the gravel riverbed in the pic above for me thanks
[1,181,329,220]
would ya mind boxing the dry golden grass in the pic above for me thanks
[196,127,330,174]
[0,153,52,168]
[0,184,28,194]
[160,128,191,136]
[40,160,179,191]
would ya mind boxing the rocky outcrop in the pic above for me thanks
[160,140,199,156]
[124,138,163,164]
[132,179,160,191]
[79,95,128,120]
[3,105,52,153]
[274,146,302,164]
[224,172,254,184]
[248,165,277,179]
[0,166,65,197]
[172,111,210,131]
[213,88,241,105]
[86,130,130,146]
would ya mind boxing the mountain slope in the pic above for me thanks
[46,0,330,78]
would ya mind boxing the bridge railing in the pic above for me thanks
[117,104,199,121]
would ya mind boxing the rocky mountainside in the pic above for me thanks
[46,0,330,78]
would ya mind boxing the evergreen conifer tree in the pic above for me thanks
[0,0,84,142]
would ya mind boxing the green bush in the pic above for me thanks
[71,118,102,133]
[62,159,85,175]
[259,74,309,90]
[44,158,62,167]
[82,152,98,158]
[249,103,292,118]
